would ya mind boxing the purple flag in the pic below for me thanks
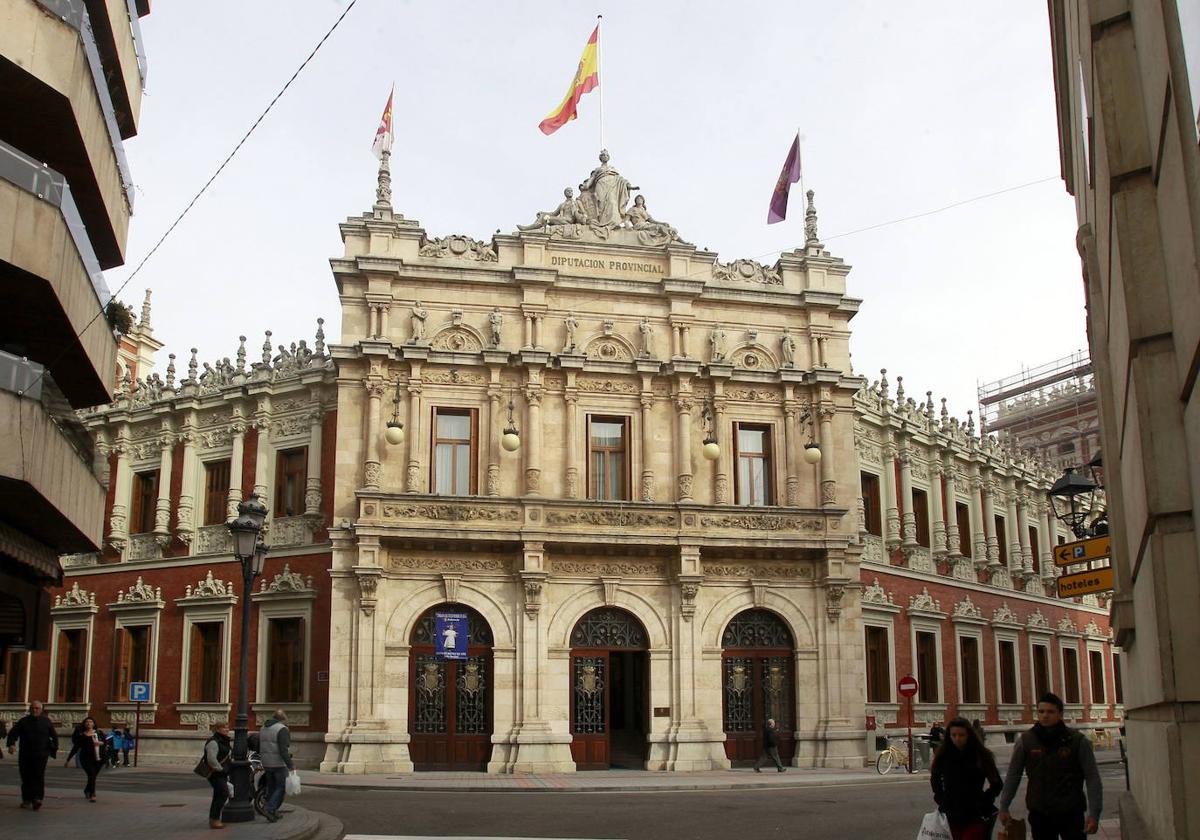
[767,133,802,224]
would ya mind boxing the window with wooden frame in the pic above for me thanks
[1028,526,1040,574]
[956,502,972,556]
[912,488,930,547]
[431,408,477,496]
[1032,643,1051,698]
[130,470,159,534]
[959,636,982,704]
[1089,649,1106,704]
[188,622,224,703]
[915,631,939,703]
[1062,646,1081,704]
[994,514,1008,563]
[1113,653,1123,704]
[861,473,882,536]
[266,616,305,702]
[998,640,1019,705]
[734,423,773,506]
[54,628,87,703]
[587,415,629,501]
[274,447,308,516]
[112,625,151,701]
[864,625,890,703]
[203,459,231,525]
[1,650,26,703]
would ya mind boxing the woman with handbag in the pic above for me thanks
[930,717,1004,840]
[65,717,105,802]
[202,722,233,830]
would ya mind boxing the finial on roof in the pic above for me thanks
[236,336,247,374]
[374,149,392,215]
[138,289,152,331]
[187,348,199,383]
[262,331,273,366]
[804,190,820,247]
[895,375,905,404]
[940,397,949,423]
[967,410,976,435]
[165,353,176,389]
[315,318,326,357]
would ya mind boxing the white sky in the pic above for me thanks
[105,0,1088,420]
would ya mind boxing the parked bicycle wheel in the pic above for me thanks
[875,750,895,775]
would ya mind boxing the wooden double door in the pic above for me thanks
[408,605,493,771]
[569,607,649,770]
[721,609,796,765]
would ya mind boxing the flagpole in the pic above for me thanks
[797,129,805,206]
[597,14,605,152]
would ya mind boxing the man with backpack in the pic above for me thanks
[256,709,294,822]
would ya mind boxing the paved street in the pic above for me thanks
[0,759,1126,840]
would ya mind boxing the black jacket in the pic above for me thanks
[930,745,1002,824]
[6,714,58,759]
[762,724,778,749]
[67,729,106,768]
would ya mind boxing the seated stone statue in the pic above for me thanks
[624,195,679,245]
[518,187,588,231]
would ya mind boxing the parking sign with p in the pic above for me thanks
[129,681,151,703]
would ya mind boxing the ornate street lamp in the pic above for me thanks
[384,377,405,445]
[1048,467,1099,540]
[224,494,269,823]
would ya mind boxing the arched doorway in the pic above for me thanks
[721,609,796,765]
[408,604,493,771]
[569,607,649,770]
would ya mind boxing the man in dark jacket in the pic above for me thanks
[753,718,786,773]
[256,709,294,822]
[5,700,58,810]
[998,692,1102,839]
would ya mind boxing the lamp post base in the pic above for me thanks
[222,757,256,823]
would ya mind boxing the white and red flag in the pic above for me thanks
[371,87,394,159]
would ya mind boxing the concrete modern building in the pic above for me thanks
[0,0,151,689]
[1048,1,1200,838]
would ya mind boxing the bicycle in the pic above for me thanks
[875,737,924,774]
[247,750,269,817]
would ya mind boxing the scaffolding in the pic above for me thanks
[978,350,1094,434]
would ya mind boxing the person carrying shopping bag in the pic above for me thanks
[930,717,1003,840]
[203,722,233,830]
[65,716,106,802]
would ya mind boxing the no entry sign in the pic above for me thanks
[898,675,919,698]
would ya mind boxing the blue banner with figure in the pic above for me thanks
[435,612,468,661]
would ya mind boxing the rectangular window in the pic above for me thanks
[956,502,972,557]
[916,631,939,703]
[912,489,930,547]
[0,650,26,703]
[1029,526,1041,575]
[55,628,87,703]
[994,515,1008,564]
[267,617,305,702]
[999,640,1019,705]
[1089,650,1106,705]
[1063,646,1081,704]
[588,416,629,501]
[431,408,476,496]
[861,473,882,536]
[1032,644,1051,699]
[112,625,151,701]
[734,423,772,506]
[274,447,308,516]
[130,470,159,534]
[865,625,890,703]
[189,622,224,703]
[203,460,231,525]
[1113,653,1123,704]
[959,636,981,704]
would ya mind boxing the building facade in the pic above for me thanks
[0,0,151,680]
[1048,1,1200,837]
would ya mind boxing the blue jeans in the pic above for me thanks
[263,766,289,815]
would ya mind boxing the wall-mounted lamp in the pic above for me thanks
[702,402,720,461]
[799,403,822,464]
[1048,467,1099,539]
[501,390,521,452]
[384,378,405,445]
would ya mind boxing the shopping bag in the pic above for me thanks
[285,769,301,796]
[916,810,953,840]
[226,780,234,799]
[998,818,1027,840]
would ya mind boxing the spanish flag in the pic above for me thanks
[538,25,600,136]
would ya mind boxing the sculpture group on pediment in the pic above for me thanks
[712,258,783,286]
[419,234,498,262]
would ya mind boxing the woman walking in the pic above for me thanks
[204,722,233,829]
[930,717,1003,840]
[65,717,105,802]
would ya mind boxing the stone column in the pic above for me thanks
[1038,502,1055,581]
[405,375,423,493]
[378,301,390,338]
[1005,481,1020,570]
[109,439,131,553]
[533,315,544,349]
[153,429,174,549]
[305,409,323,521]
[524,379,543,495]
[713,394,729,504]
[565,388,580,499]
[363,380,384,490]
[175,423,197,547]
[809,334,820,369]
[882,435,900,550]
[486,385,501,496]
[969,465,988,565]
[253,406,272,502]
[671,324,681,357]
[523,314,533,349]
[898,444,915,545]
[227,417,246,520]
[981,477,999,566]
[818,402,837,506]
[674,387,695,502]
[930,458,947,557]
[1016,490,1033,573]
[93,429,112,487]
[680,325,691,358]
[639,392,654,501]
[943,456,960,556]
[782,397,799,506]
